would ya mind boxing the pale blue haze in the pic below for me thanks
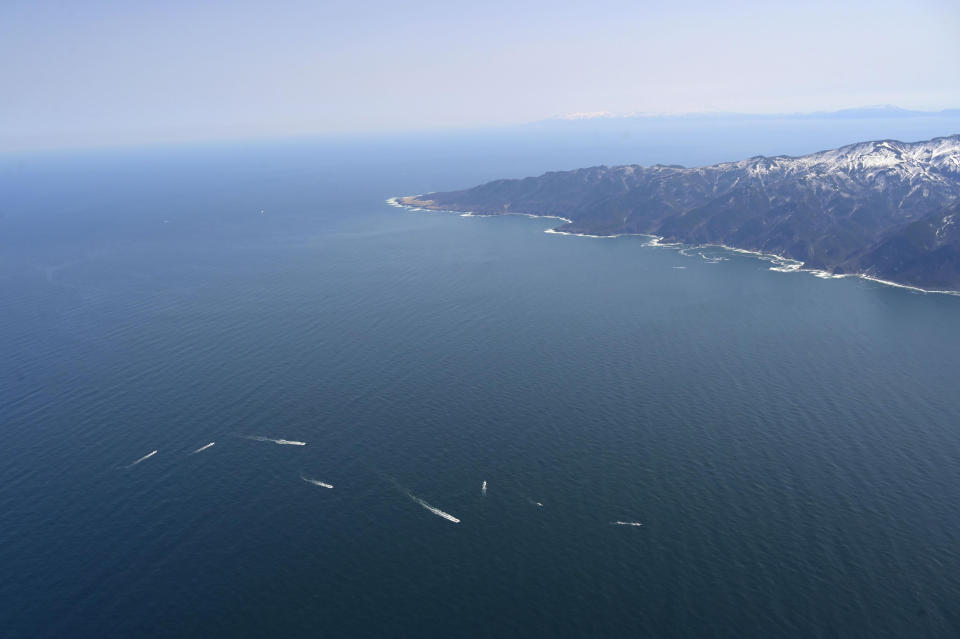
[1,0,959,150]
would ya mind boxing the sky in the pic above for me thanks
[2,0,959,151]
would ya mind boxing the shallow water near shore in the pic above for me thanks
[2,136,960,638]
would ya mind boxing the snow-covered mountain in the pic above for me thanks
[402,135,960,290]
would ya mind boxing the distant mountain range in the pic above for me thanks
[400,135,960,291]
[538,106,960,124]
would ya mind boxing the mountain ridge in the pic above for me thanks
[400,135,960,291]
[540,106,960,124]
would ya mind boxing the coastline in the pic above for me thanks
[387,196,960,296]
[388,195,574,225]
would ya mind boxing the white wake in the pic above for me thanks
[191,442,215,454]
[244,435,307,446]
[128,450,157,467]
[409,493,460,523]
[301,475,334,489]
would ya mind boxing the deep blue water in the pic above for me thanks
[2,132,960,638]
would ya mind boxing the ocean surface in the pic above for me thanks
[2,129,960,638]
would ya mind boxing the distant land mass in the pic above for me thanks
[400,135,960,291]
[542,105,960,123]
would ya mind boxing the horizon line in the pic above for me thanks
[4,104,960,156]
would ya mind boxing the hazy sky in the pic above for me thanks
[2,0,959,150]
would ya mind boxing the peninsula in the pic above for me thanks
[400,135,960,291]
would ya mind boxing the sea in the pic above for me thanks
[2,119,960,638]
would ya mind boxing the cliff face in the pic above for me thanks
[404,135,960,290]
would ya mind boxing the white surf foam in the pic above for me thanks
[301,475,334,489]
[408,492,460,523]
[769,264,802,273]
[857,274,960,295]
[390,195,572,225]
[481,480,487,496]
[811,270,850,280]
[128,450,157,467]
[544,228,652,240]
[390,195,960,296]
[612,520,644,527]
[190,442,215,454]
[544,228,608,238]
[644,236,682,248]
[517,212,573,224]
[699,252,727,264]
